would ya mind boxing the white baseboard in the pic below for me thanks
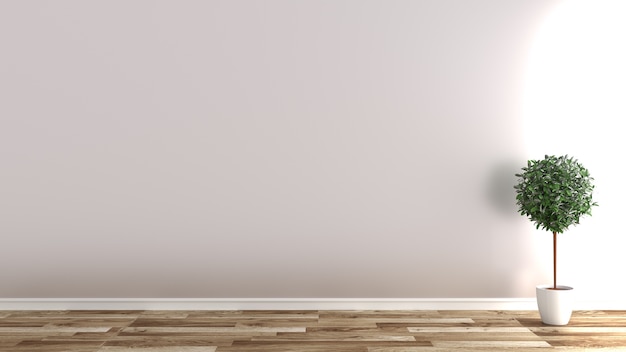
[0,298,622,311]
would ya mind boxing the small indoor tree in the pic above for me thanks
[514,155,598,290]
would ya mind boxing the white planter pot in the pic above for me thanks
[536,284,574,325]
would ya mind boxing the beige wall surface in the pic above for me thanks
[2,0,622,300]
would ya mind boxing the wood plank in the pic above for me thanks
[99,348,216,352]
[121,326,306,333]
[408,327,532,333]
[431,340,551,348]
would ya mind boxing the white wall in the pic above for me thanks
[2,0,621,303]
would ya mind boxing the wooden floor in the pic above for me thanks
[1,310,626,351]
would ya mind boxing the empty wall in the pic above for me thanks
[2,0,623,304]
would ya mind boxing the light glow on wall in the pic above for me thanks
[522,0,626,300]
[523,0,626,158]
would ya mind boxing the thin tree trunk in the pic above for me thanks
[553,231,557,290]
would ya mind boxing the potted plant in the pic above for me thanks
[514,155,597,325]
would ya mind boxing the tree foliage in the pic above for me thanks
[514,155,597,233]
